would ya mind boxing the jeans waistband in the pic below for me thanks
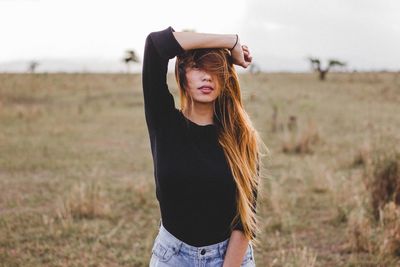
[156,221,229,259]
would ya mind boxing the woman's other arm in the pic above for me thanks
[225,189,258,267]
[225,161,259,266]
[223,230,250,267]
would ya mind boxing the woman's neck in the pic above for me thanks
[182,103,214,126]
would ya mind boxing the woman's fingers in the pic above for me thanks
[230,38,252,68]
[243,49,251,57]
[242,46,252,65]
[242,45,251,63]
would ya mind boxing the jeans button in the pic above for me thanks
[200,249,206,255]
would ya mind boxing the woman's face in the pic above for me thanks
[184,66,221,104]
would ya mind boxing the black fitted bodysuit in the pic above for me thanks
[142,26,258,247]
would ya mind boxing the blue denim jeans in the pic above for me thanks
[149,221,256,267]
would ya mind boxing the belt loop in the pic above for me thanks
[174,241,183,254]
[250,243,254,260]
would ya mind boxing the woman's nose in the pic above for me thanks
[202,72,212,81]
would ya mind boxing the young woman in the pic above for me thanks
[142,26,267,267]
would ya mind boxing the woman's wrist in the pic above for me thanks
[230,34,239,51]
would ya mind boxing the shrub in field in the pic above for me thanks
[56,181,111,221]
[367,152,400,220]
[282,117,320,154]
[352,142,372,167]
[346,208,374,253]
[271,105,284,133]
[346,150,400,262]
[379,202,400,258]
[346,201,400,262]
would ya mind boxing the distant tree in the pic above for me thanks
[308,57,346,81]
[28,61,39,73]
[123,50,139,73]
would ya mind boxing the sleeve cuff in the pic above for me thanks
[233,220,257,238]
[233,217,244,231]
[149,26,185,59]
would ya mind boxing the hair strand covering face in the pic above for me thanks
[175,48,270,246]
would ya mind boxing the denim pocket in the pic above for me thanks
[151,238,178,263]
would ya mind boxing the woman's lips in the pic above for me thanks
[198,86,213,94]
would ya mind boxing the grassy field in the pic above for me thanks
[0,72,399,266]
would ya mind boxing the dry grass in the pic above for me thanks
[343,149,400,266]
[271,246,318,267]
[352,141,372,167]
[56,181,112,222]
[379,202,400,258]
[346,207,374,253]
[368,152,400,220]
[1,72,399,266]
[281,117,320,154]
[344,201,400,266]
[269,234,318,267]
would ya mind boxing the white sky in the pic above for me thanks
[1,0,399,71]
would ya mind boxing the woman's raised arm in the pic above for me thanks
[172,31,236,51]
[142,26,184,132]
[173,31,253,68]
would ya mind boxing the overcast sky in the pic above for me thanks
[1,0,399,72]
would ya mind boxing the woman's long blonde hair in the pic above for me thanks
[175,48,269,245]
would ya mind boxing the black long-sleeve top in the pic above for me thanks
[141,26,257,246]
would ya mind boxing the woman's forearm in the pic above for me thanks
[222,230,249,267]
[172,31,237,51]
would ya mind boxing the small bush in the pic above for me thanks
[346,208,373,253]
[282,118,320,154]
[352,142,372,167]
[367,152,400,220]
[56,181,111,221]
[345,150,400,261]
[379,202,400,258]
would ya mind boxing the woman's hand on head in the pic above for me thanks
[231,37,252,68]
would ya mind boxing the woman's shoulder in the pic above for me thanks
[145,26,184,60]
[157,107,185,131]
